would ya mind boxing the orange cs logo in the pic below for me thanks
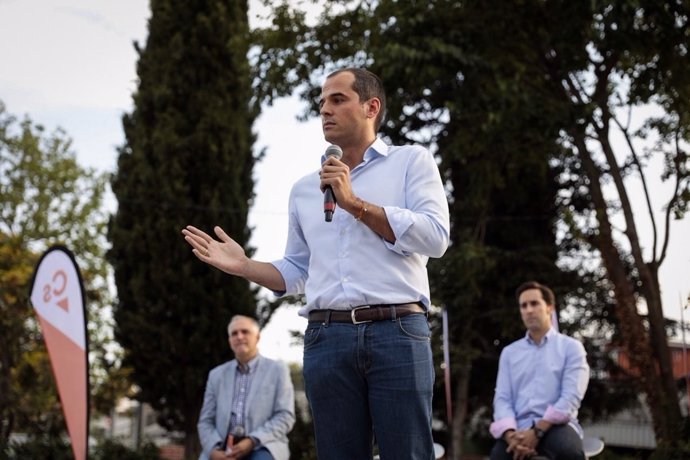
[43,270,69,311]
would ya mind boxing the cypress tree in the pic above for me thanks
[108,1,256,456]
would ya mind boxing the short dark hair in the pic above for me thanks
[327,67,387,131]
[515,281,555,306]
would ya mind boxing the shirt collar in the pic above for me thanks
[236,354,259,374]
[525,327,557,346]
[366,137,389,159]
[354,138,388,172]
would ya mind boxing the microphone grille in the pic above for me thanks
[325,144,343,160]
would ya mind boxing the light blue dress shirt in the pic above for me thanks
[271,138,450,317]
[490,328,590,439]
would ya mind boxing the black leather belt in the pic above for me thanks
[308,303,425,324]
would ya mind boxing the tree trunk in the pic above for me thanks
[575,134,679,443]
[184,425,201,460]
[638,263,683,442]
[450,357,471,460]
[594,120,683,440]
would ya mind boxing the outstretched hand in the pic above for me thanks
[181,225,248,276]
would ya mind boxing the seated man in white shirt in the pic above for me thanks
[489,281,590,460]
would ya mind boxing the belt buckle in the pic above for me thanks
[351,306,372,324]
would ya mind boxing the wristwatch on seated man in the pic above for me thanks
[531,421,546,440]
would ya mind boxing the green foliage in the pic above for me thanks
[0,438,161,460]
[90,365,136,416]
[91,439,161,460]
[1,435,72,460]
[0,234,39,441]
[0,102,108,254]
[648,417,690,460]
[109,1,258,456]
[649,416,690,459]
[0,100,114,441]
[286,364,317,460]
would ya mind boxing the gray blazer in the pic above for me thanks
[198,354,295,460]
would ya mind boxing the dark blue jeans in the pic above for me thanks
[245,447,273,459]
[490,424,585,460]
[303,314,435,460]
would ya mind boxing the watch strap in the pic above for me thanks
[531,421,546,439]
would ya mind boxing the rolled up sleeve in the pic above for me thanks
[384,147,449,258]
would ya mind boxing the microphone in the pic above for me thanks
[323,144,343,222]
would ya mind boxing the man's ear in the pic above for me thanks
[366,97,381,119]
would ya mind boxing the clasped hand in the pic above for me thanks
[209,437,255,459]
[505,429,539,460]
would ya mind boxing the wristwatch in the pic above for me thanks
[531,421,546,440]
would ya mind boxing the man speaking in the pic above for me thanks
[183,67,449,460]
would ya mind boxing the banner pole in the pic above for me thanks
[442,308,453,431]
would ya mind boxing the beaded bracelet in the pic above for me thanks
[355,198,368,221]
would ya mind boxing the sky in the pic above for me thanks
[1,0,688,363]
